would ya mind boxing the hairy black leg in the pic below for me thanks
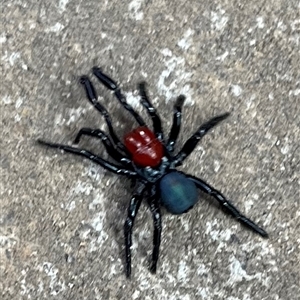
[147,186,162,274]
[173,112,230,166]
[186,174,268,237]
[73,128,131,165]
[166,95,186,153]
[92,67,146,126]
[124,182,146,277]
[138,82,163,141]
[79,76,126,152]
[37,139,136,177]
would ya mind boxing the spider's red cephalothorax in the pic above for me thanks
[124,126,164,167]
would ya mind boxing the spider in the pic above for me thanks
[38,66,268,277]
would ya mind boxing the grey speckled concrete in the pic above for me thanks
[1,1,299,299]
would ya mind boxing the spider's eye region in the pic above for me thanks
[126,136,143,148]
[124,126,164,167]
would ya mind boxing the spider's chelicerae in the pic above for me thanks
[38,67,268,277]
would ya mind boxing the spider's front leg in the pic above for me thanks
[124,182,146,277]
[187,174,268,237]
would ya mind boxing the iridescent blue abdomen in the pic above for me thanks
[159,172,198,214]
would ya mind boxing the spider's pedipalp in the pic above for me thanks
[139,82,164,142]
[167,95,186,153]
[92,66,118,90]
[93,67,146,126]
[73,128,131,165]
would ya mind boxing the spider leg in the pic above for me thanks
[37,139,136,177]
[79,76,126,152]
[186,174,268,237]
[173,112,230,166]
[166,95,185,153]
[138,82,164,141]
[73,128,131,165]
[124,182,146,277]
[92,67,146,126]
[147,186,162,274]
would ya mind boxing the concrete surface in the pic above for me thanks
[1,1,299,299]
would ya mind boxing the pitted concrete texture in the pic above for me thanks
[1,1,299,299]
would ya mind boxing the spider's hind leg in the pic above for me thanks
[124,182,146,277]
[187,174,268,237]
[147,186,162,274]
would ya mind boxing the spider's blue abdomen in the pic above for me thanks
[159,172,198,214]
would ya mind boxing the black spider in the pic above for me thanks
[38,67,268,277]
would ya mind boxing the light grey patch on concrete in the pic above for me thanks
[157,48,194,105]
